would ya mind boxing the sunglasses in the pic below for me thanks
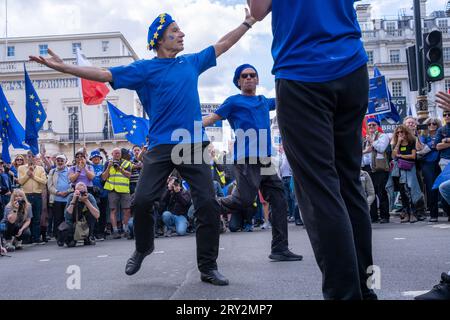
[444,113,450,117]
[428,123,438,126]
[367,124,377,127]
[397,131,405,134]
[241,73,257,79]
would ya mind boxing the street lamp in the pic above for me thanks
[71,112,78,161]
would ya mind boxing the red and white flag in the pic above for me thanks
[76,48,110,105]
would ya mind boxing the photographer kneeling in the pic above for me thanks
[0,189,32,252]
[59,182,100,247]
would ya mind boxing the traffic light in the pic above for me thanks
[423,30,445,82]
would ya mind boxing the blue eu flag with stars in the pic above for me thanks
[0,85,28,163]
[107,102,149,146]
[24,65,47,155]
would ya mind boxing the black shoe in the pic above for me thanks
[125,246,154,276]
[295,220,304,226]
[269,250,303,262]
[371,219,379,224]
[57,241,65,247]
[84,237,96,246]
[380,219,390,224]
[67,240,77,248]
[200,270,229,286]
[415,273,450,300]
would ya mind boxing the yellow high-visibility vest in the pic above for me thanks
[104,160,131,193]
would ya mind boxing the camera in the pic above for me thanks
[18,200,26,208]
[80,191,87,197]
[113,160,121,168]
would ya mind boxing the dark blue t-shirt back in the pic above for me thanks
[271,0,368,83]
[215,95,276,161]
[109,46,217,149]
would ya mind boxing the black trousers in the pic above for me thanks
[276,65,376,300]
[133,143,221,273]
[365,169,390,221]
[52,201,67,239]
[221,162,289,253]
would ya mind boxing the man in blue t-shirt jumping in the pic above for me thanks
[203,64,302,262]
[248,1,377,300]
[30,10,258,286]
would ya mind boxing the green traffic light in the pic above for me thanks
[428,65,443,79]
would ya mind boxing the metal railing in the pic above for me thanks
[0,56,131,74]
[59,132,127,143]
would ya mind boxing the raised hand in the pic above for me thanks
[29,48,65,72]
[436,92,450,112]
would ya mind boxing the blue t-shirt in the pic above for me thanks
[109,46,217,149]
[436,125,450,160]
[420,135,440,163]
[215,95,276,161]
[54,167,71,203]
[271,0,368,82]
[92,164,108,198]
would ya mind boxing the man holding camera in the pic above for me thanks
[102,148,132,239]
[18,152,48,244]
[160,177,192,237]
[62,182,100,247]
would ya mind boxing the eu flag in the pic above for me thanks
[107,101,128,134]
[107,102,149,146]
[24,65,47,155]
[0,85,28,163]
[123,115,150,146]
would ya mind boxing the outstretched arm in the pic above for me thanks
[203,114,223,127]
[30,48,112,83]
[247,0,272,21]
[214,8,257,58]
[436,92,450,112]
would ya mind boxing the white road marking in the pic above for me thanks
[39,259,51,262]
[97,255,109,258]
[219,248,225,251]
[154,251,165,254]
[402,291,428,297]
[394,238,406,240]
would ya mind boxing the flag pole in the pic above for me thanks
[5,0,8,60]
[77,79,87,148]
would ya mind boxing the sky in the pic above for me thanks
[0,0,448,103]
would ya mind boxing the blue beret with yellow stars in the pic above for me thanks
[147,13,175,51]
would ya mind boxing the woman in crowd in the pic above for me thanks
[1,189,33,252]
[390,125,424,223]
[419,118,442,223]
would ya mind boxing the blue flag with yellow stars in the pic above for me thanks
[24,65,47,155]
[0,85,28,163]
[107,102,149,146]
[123,115,150,147]
[107,101,128,134]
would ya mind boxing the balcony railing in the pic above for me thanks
[0,56,131,74]
[59,132,127,143]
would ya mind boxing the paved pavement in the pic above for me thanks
[1,217,449,300]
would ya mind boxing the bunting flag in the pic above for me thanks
[24,65,47,155]
[76,48,110,105]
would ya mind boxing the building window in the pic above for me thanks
[72,43,82,54]
[438,19,449,33]
[390,50,400,63]
[68,106,79,140]
[391,81,403,97]
[102,103,114,140]
[39,44,48,56]
[102,41,109,53]
[444,48,450,62]
[367,51,374,65]
[7,46,15,57]
[445,79,450,93]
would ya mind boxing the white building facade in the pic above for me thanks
[357,0,450,120]
[0,32,142,159]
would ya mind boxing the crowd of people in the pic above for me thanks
[0,143,304,255]
[362,115,450,225]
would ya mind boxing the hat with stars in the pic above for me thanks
[147,13,175,51]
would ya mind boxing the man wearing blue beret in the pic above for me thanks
[30,9,257,286]
[248,1,377,300]
[203,64,303,262]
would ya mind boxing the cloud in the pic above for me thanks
[1,0,274,103]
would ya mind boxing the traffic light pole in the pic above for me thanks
[413,0,429,121]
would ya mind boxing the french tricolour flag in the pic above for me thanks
[76,48,110,105]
